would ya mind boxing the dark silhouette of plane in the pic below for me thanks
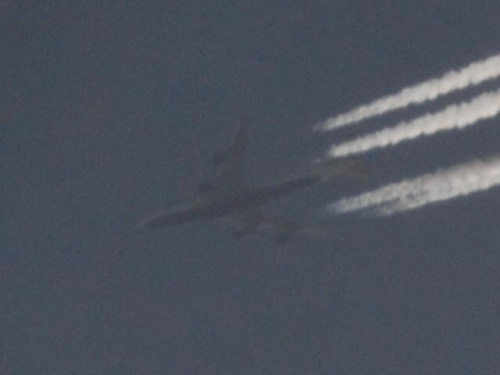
[141,120,363,240]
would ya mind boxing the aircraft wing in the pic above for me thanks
[220,210,332,242]
[259,215,332,243]
[223,209,263,239]
[212,119,250,195]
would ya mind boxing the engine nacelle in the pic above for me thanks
[232,212,263,239]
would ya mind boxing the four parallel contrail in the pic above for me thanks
[329,89,500,158]
[317,53,500,131]
[329,156,500,216]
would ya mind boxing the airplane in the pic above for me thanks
[141,120,364,241]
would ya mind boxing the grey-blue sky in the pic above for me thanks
[3,1,500,374]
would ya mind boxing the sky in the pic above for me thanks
[3,1,500,374]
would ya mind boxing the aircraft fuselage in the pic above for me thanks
[142,173,319,228]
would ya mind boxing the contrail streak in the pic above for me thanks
[317,53,500,131]
[328,155,500,216]
[328,90,500,158]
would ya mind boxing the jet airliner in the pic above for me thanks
[141,121,362,241]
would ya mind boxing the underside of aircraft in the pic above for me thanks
[141,118,365,242]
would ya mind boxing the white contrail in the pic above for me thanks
[328,90,500,158]
[329,155,500,216]
[317,53,500,131]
